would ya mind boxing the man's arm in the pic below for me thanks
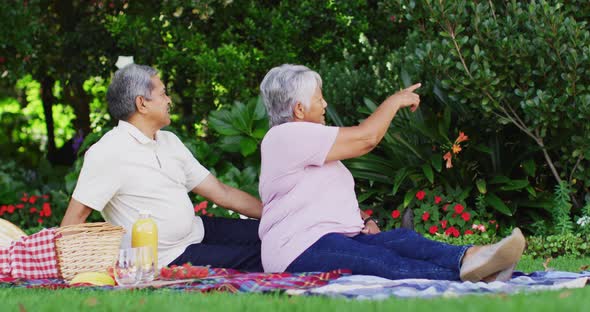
[192,174,262,219]
[60,198,93,226]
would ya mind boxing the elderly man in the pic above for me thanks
[61,64,262,271]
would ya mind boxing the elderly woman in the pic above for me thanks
[257,64,525,282]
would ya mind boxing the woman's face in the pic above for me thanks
[303,86,328,125]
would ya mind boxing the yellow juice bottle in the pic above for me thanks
[132,210,158,277]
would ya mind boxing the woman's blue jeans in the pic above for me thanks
[285,228,470,280]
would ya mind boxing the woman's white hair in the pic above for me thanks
[259,64,322,127]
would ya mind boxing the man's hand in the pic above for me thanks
[361,219,381,235]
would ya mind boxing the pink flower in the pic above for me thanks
[434,196,442,204]
[442,204,449,212]
[455,132,469,144]
[478,225,487,232]
[443,152,453,168]
[416,190,426,201]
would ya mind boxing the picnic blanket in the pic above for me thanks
[286,271,590,299]
[0,268,349,293]
[1,269,588,300]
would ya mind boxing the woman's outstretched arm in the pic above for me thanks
[326,83,421,162]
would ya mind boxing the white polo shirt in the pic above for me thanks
[72,120,210,267]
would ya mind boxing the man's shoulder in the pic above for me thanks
[84,128,127,158]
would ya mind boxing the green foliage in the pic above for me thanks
[208,97,268,157]
[554,181,574,234]
[526,233,589,259]
[385,0,590,205]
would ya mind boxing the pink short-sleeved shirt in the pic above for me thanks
[258,122,364,272]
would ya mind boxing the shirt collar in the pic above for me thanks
[117,120,158,145]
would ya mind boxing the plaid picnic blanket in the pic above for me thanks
[0,268,349,293]
[0,229,59,279]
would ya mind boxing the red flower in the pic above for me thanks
[422,211,430,222]
[445,226,460,237]
[464,230,474,235]
[42,202,52,217]
[429,225,439,234]
[16,204,24,209]
[454,204,464,214]
[28,196,38,204]
[389,15,396,22]
[29,207,37,213]
[442,204,449,212]
[37,218,43,224]
[194,201,208,213]
[21,193,28,202]
[434,196,442,204]
[391,209,401,219]
[461,212,470,221]
[0,56,5,64]
[7,205,15,214]
[364,209,373,217]
[416,190,426,201]
[42,194,50,199]
[440,220,448,229]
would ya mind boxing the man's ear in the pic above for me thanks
[293,102,305,120]
[135,96,147,114]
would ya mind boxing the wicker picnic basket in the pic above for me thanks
[55,222,125,281]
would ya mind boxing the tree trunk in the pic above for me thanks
[40,76,56,160]
[64,82,91,135]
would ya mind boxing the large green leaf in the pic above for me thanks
[209,110,242,136]
[430,154,442,172]
[499,179,530,191]
[231,101,251,134]
[392,168,409,196]
[522,159,536,177]
[239,136,258,157]
[421,163,434,184]
[253,97,267,120]
[218,136,243,153]
[485,193,513,216]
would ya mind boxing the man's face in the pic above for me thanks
[144,76,172,128]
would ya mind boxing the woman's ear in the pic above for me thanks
[293,102,305,120]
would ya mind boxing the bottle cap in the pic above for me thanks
[139,210,151,217]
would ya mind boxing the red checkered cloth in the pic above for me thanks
[0,228,60,279]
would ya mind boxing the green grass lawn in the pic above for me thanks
[2,256,589,312]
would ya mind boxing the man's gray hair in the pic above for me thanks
[106,64,158,121]
[259,64,322,127]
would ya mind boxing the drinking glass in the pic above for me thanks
[113,248,141,287]
[136,246,156,283]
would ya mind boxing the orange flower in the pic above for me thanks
[452,144,462,154]
[443,152,453,168]
[455,132,468,144]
